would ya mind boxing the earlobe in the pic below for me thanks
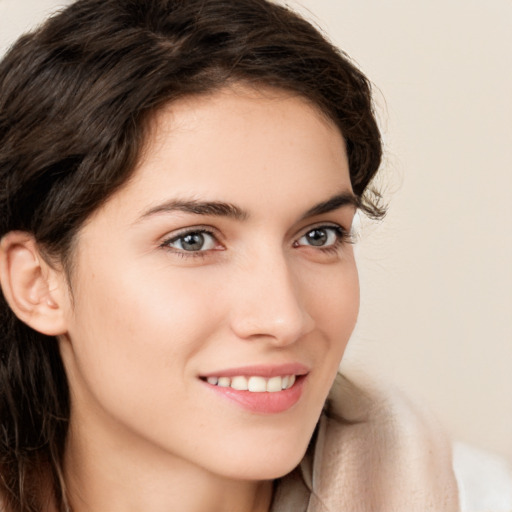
[0,231,68,336]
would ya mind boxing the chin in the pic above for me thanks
[215,407,325,481]
[252,454,307,480]
[212,433,312,482]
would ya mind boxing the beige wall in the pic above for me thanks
[1,0,511,459]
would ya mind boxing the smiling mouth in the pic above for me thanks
[200,371,307,413]
[201,374,298,392]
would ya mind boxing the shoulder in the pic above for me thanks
[303,372,460,511]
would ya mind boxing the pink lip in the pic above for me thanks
[200,362,309,379]
[199,363,309,415]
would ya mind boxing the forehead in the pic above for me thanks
[90,86,351,226]
[147,87,345,176]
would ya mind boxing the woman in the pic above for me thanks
[0,0,459,510]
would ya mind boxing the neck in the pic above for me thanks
[63,420,273,512]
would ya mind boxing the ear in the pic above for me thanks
[0,231,68,336]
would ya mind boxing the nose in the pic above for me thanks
[228,249,315,346]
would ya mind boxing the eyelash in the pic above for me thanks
[294,225,353,254]
[160,224,352,259]
[160,227,219,259]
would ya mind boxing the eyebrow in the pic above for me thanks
[137,191,359,223]
[139,199,248,221]
[299,191,360,220]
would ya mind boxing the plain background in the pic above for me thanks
[1,0,511,460]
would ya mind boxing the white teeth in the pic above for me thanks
[217,377,231,387]
[248,376,267,392]
[205,374,297,392]
[267,376,282,393]
[231,376,248,390]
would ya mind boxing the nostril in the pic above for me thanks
[230,310,314,346]
[228,259,314,343]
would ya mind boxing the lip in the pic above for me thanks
[199,363,309,414]
[199,362,310,379]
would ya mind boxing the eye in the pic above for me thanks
[295,226,346,248]
[163,229,218,252]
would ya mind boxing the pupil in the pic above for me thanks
[182,233,204,251]
[306,229,327,246]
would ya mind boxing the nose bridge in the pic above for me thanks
[229,244,314,344]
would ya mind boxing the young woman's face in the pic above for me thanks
[58,86,359,481]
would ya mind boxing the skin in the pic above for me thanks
[45,86,359,511]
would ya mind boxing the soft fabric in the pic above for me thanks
[271,372,460,511]
[453,441,512,512]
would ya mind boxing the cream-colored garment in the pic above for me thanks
[271,373,460,511]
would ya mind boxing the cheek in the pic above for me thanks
[305,255,360,385]
[307,255,359,336]
[302,257,359,405]
[62,262,221,410]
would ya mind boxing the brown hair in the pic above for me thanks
[0,0,383,509]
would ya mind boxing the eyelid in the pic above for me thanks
[159,225,224,253]
[297,222,352,242]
